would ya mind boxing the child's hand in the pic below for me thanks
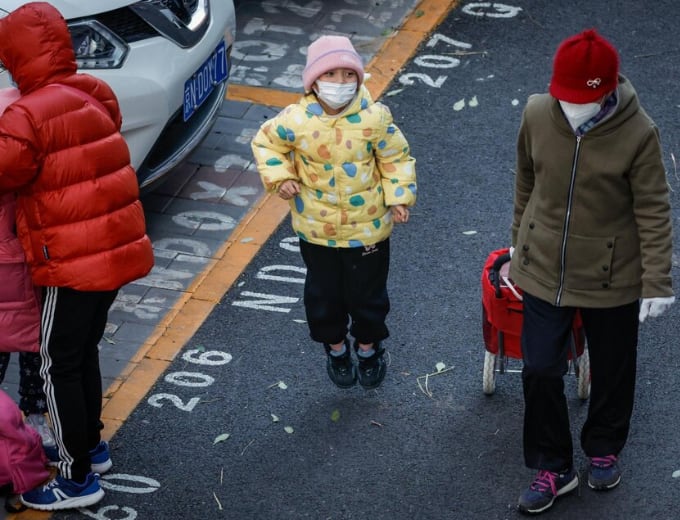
[391,204,410,223]
[278,180,301,200]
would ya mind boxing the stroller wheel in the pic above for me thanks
[483,350,497,395]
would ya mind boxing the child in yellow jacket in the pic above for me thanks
[252,35,416,389]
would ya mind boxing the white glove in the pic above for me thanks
[639,296,675,323]
[509,246,515,258]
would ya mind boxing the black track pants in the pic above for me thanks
[299,239,390,345]
[39,286,118,481]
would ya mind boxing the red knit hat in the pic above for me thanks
[549,29,619,103]
[302,35,364,92]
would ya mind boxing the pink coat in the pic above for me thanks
[0,389,49,493]
[0,189,40,353]
[0,87,40,353]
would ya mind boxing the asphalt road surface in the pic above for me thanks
[52,1,680,519]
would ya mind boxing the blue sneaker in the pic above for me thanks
[90,441,113,474]
[518,468,579,514]
[45,440,112,474]
[588,455,621,490]
[20,473,104,511]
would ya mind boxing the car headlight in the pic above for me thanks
[68,20,128,69]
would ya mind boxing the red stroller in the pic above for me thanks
[481,248,590,399]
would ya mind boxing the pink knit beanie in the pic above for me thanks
[302,35,364,92]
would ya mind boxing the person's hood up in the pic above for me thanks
[0,2,77,94]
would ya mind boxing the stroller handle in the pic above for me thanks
[489,252,512,298]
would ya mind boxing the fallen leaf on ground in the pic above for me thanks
[213,433,230,444]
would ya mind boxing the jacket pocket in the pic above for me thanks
[0,238,31,303]
[515,218,562,289]
[562,233,616,290]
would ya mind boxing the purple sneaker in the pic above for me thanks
[588,455,621,490]
[518,468,579,514]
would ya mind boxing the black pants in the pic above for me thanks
[299,239,390,345]
[40,286,118,481]
[0,352,47,415]
[521,291,638,472]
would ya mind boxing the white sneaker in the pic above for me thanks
[25,413,57,448]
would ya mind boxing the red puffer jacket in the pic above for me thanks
[0,2,153,291]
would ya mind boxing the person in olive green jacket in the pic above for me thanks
[510,30,674,515]
[251,35,416,391]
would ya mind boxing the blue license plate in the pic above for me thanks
[183,40,228,122]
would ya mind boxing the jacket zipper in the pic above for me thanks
[556,135,581,306]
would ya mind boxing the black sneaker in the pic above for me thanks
[324,341,356,388]
[588,455,621,490]
[355,341,386,389]
[518,468,578,515]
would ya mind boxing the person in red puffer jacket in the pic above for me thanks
[0,2,154,511]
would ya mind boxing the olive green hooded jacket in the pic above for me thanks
[510,75,673,308]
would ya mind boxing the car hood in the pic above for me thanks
[0,0,135,19]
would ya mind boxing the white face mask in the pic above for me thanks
[558,100,602,130]
[314,80,357,110]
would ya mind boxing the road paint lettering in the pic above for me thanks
[164,371,215,388]
[134,266,194,291]
[148,393,201,412]
[426,33,472,50]
[261,0,323,17]
[182,348,233,366]
[154,237,213,258]
[213,153,258,173]
[462,2,522,18]
[279,236,301,252]
[414,54,461,69]
[398,33,473,89]
[232,40,288,62]
[232,291,299,312]
[242,17,305,36]
[331,9,392,25]
[256,264,307,284]
[78,505,138,519]
[100,474,161,494]
[172,210,237,232]
[273,63,305,89]
[110,291,165,321]
[399,73,447,88]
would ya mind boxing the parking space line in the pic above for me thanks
[100,0,459,441]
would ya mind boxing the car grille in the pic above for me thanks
[94,8,157,43]
[89,1,207,47]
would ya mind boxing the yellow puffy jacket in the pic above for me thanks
[252,85,416,248]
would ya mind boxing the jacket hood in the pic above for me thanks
[548,74,640,136]
[0,2,77,94]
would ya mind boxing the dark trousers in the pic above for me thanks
[521,291,638,472]
[40,286,117,481]
[0,352,47,415]
[299,239,390,345]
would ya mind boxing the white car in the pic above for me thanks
[0,0,236,190]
